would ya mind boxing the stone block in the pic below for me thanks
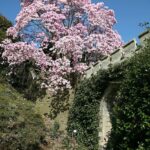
[110,48,122,66]
[122,39,137,58]
[139,30,150,45]
[85,67,93,78]
[100,56,111,70]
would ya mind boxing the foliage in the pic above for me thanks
[0,15,12,74]
[67,60,128,150]
[49,121,60,139]
[0,15,12,42]
[49,89,70,119]
[8,60,46,101]
[0,78,46,150]
[67,71,109,150]
[107,40,150,150]
[61,135,87,150]
[68,39,150,149]
[139,22,150,30]
[0,15,46,100]
[0,0,122,93]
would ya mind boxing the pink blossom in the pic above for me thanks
[2,0,123,93]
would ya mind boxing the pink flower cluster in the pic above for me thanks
[1,39,47,68]
[2,0,123,93]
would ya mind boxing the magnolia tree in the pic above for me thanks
[1,0,122,93]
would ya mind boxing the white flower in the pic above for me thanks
[73,129,77,133]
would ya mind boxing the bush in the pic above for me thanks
[107,40,150,150]
[8,61,46,101]
[0,15,12,42]
[0,15,12,79]
[61,135,87,150]
[67,71,109,150]
[67,58,128,150]
[68,39,150,150]
[0,15,44,101]
[0,79,46,150]
[50,121,60,139]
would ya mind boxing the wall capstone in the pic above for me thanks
[83,30,150,79]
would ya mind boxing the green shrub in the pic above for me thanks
[8,61,46,101]
[68,39,150,150]
[0,15,12,77]
[50,121,60,139]
[61,135,87,150]
[67,71,109,150]
[0,15,44,101]
[0,79,46,150]
[0,15,12,42]
[67,59,128,150]
[107,40,150,150]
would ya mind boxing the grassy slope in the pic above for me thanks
[0,76,46,150]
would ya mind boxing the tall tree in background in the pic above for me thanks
[0,15,12,73]
[0,15,12,42]
[1,0,122,93]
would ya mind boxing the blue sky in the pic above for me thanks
[0,0,150,42]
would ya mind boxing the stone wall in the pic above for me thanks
[83,30,150,79]
[83,30,150,149]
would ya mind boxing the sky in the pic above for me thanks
[0,0,150,42]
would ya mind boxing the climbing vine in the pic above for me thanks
[67,61,128,149]
[107,40,150,150]
[68,39,150,149]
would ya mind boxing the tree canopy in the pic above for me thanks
[0,15,12,42]
[1,0,122,93]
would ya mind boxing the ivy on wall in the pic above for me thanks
[67,61,128,149]
[67,40,150,150]
[107,40,150,150]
